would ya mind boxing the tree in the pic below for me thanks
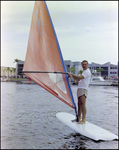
[2,68,6,77]
[10,69,13,78]
[13,59,19,63]
[68,67,76,73]
[78,70,83,75]
[13,59,19,78]
[6,67,10,78]
[96,68,104,72]
[96,68,104,76]
[12,68,16,77]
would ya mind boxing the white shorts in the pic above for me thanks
[77,88,88,98]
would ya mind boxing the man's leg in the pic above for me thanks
[71,97,82,122]
[78,96,82,122]
[77,95,86,124]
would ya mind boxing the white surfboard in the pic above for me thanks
[56,112,118,141]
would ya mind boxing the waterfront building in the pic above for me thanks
[64,60,82,75]
[88,62,118,78]
[16,60,83,77]
[2,60,118,79]
[1,66,16,77]
[16,60,24,78]
[16,60,118,78]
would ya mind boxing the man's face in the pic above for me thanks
[82,62,88,70]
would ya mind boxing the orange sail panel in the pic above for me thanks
[23,1,74,108]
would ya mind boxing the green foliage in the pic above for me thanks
[68,67,76,73]
[2,68,6,72]
[6,67,10,76]
[10,69,13,77]
[12,68,16,77]
[13,59,19,63]
[6,67,10,71]
[13,59,19,78]
[96,68,104,72]
[78,70,83,75]
[12,68,16,73]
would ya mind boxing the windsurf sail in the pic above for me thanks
[23,1,77,115]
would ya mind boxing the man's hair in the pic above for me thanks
[81,60,88,64]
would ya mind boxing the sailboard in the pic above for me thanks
[22,1,118,141]
[56,112,118,141]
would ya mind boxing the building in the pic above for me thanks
[14,60,118,79]
[65,61,118,78]
[64,60,82,74]
[16,60,24,78]
[15,60,83,77]
[88,62,118,78]
[1,66,16,77]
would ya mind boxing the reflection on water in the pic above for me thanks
[59,133,89,149]
[1,82,118,149]
[59,133,118,149]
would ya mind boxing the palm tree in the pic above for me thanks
[68,67,76,73]
[13,59,19,78]
[2,68,6,77]
[6,67,10,78]
[78,70,83,75]
[96,68,104,72]
[12,68,16,77]
[96,68,104,76]
[13,59,19,63]
[10,69,13,78]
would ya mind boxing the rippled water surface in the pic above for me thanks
[1,82,118,149]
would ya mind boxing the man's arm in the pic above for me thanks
[67,72,84,81]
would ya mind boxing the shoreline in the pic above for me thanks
[1,78,118,86]
[1,78,36,84]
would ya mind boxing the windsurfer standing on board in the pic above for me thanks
[67,60,91,124]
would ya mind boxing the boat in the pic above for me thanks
[20,1,118,141]
[89,76,113,86]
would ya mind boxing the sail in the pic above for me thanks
[23,1,76,109]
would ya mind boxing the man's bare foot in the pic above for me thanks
[77,120,86,124]
[71,119,76,122]
[71,118,81,122]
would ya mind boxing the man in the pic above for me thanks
[67,60,91,124]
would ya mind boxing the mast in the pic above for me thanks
[44,1,78,120]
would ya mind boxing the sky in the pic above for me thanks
[1,1,118,67]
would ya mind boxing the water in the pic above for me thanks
[1,82,118,149]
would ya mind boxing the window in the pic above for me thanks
[101,71,108,76]
[110,67,117,69]
[101,67,108,70]
[18,64,23,67]
[110,72,117,74]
